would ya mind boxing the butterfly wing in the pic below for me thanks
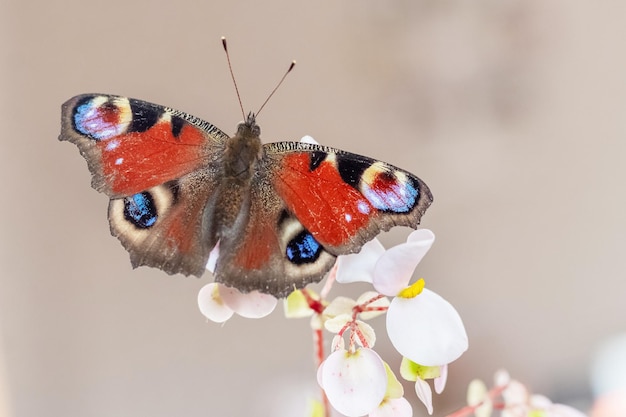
[60,94,229,197]
[269,142,433,252]
[214,141,432,297]
[60,94,228,276]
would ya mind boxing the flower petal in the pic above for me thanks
[548,404,588,417]
[383,362,404,399]
[284,289,314,318]
[415,378,434,415]
[300,135,318,144]
[331,334,345,351]
[386,289,468,366]
[205,242,220,273]
[355,320,376,348]
[197,283,234,323]
[357,292,390,320]
[309,399,326,417]
[369,397,412,417]
[219,286,277,319]
[373,229,435,296]
[502,380,529,406]
[494,369,511,387]
[325,314,352,334]
[467,379,493,417]
[336,239,386,284]
[324,296,357,318]
[530,394,587,417]
[399,357,440,382]
[434,364,448,394]
[320,348,387,417]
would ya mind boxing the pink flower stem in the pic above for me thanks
[301,288,325,315]
[320,263,337,299]
[313,327,330,417]
[304,287,331,417]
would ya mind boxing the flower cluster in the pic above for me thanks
[296,229,467,416]
[198,228,469,417]
[465,370,587,417]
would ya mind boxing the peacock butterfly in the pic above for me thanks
[59,57,432,298]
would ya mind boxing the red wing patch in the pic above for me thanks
[96,121,207,195]
[274,153,376,247]
[231,216,277,270]
[64,94,221,196]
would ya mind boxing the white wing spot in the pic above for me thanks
[106,139,120,151]
[357,200,371,214]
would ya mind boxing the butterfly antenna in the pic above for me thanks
[222,36,246,120]
[255,60,296,117]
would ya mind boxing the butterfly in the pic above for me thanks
[59,94,433,297]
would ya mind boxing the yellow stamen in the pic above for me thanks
[397,278,425,299]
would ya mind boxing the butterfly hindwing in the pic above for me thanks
[107,173,221,277]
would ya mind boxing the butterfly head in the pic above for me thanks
[236,112,261,140]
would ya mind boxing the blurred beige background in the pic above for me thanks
[2,0,625,416]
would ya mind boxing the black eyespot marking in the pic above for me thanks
[127,99,163,133]
[166,180,181,204]
[286,230,322,265]
[277,209,290,226]
[310,151,327,171]
[337,155,371,188]
[124,192,158,229]
[171,116,185,138]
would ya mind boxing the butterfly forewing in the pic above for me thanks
[266,142,433,253]
[59,94,229,197]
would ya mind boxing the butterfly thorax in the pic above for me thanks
[223,113,263,183]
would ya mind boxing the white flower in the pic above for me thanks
[317,347,387,416]
[198,283,277,323]
[387,287,467,366]
[200,241,277,323]
[468,370,587,417]
[337,229,468,366]
[400,358,448,415]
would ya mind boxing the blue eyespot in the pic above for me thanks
[73,98,126,141]
[123,192,157,229]
[286,231,322,264]
[362,177,418,213]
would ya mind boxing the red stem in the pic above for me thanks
[314,327,330,417]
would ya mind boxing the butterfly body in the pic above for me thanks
[60,94,432,297]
